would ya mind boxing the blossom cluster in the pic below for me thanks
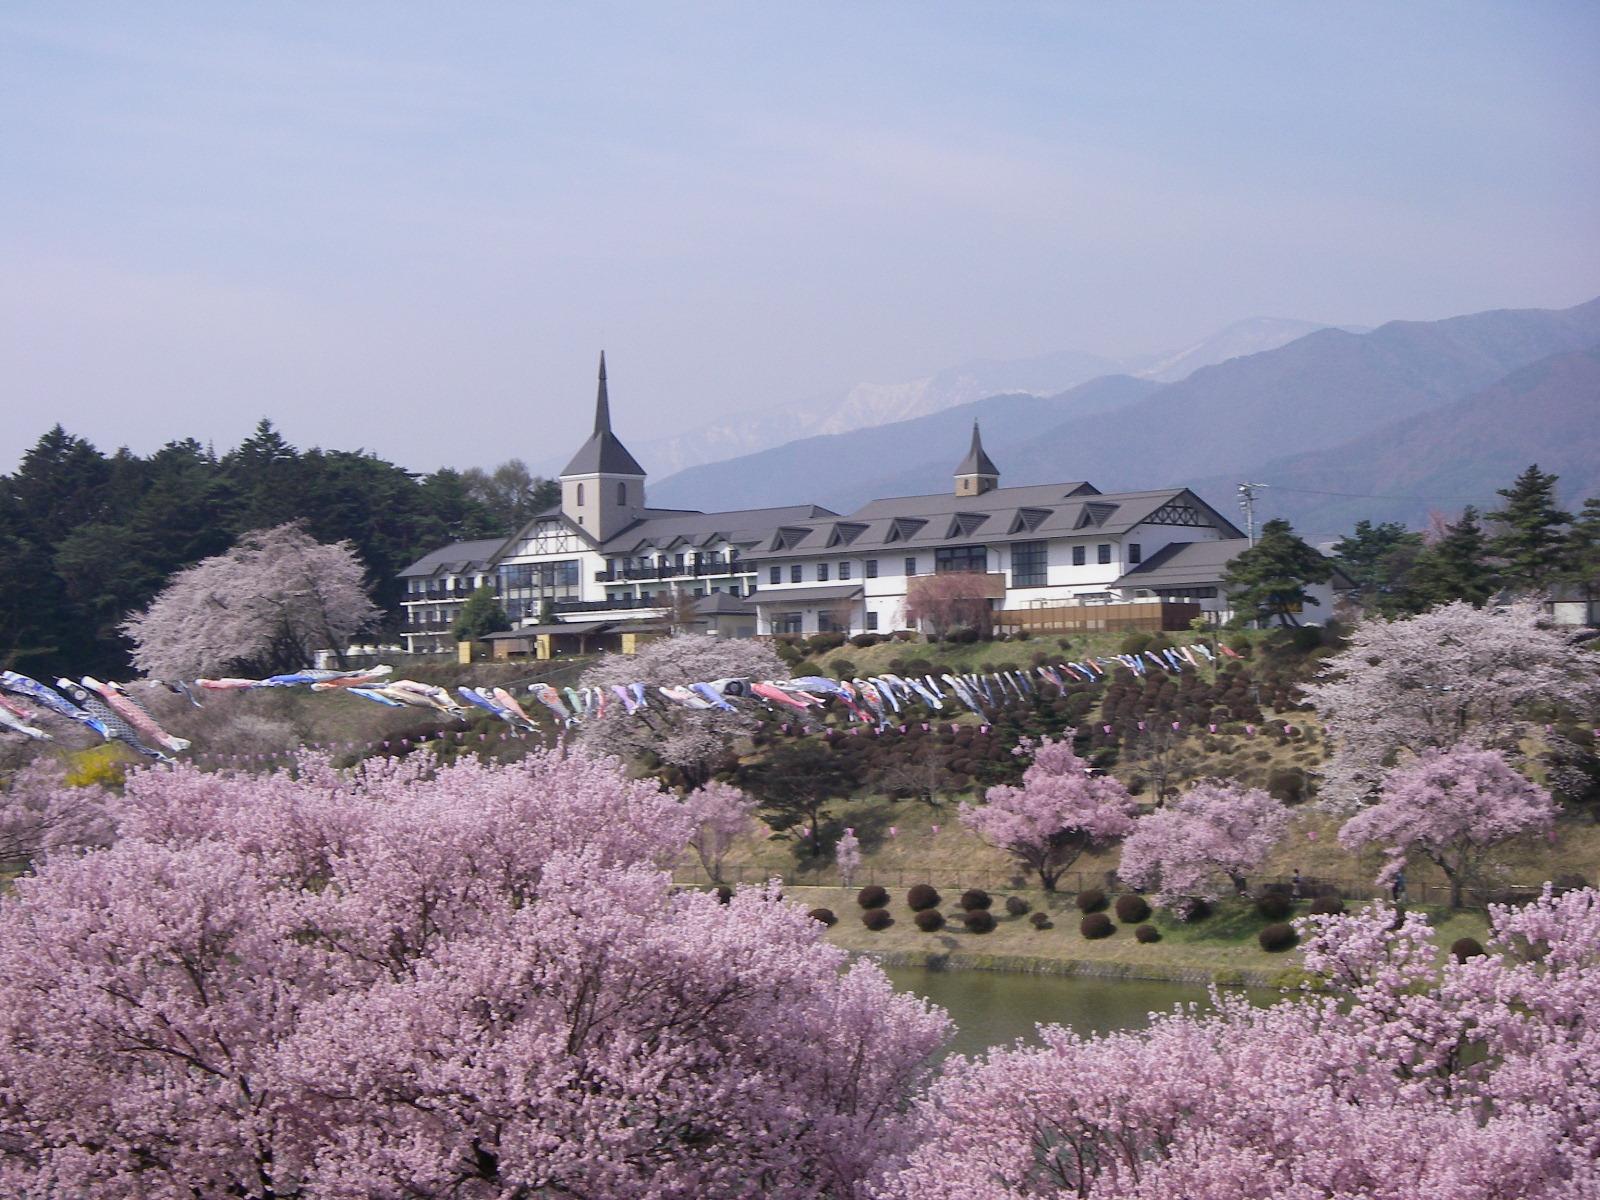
[0,747,948,1199]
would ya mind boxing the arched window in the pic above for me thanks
[576,482,585,505]
[617,481,626,505]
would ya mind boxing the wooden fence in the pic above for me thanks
[995,600,1201,634]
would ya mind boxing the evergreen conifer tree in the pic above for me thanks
[1561,496,1600,604]
[1332,519,1424,614]
[1401,506,1495,610]
[1488,464,1571,593]
[1222,518,1332,626]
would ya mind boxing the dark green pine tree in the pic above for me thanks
[223,418,305,531]
[1332,519,1425,614]
[1488,464,1572,594]
[451,585,511,641]
[418,467,501,541]
[1,427,113,672]
[1222,518,1333,626]
[1399,506,1495,611]
[1562,496,1600,603]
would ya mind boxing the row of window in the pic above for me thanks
[759,541,1143,586]
[606,550,734,574]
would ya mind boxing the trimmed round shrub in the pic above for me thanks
[808,907,837,927]
[1135,923,1161,943]
[1114,894,1151,924]
[1004,895,1031,917]
[914,909,945,932]
[1187,898,1213,921]
[1080,912,1115,939]
[963,909,997,934]
[714,886,733,905]
[960,889,992,912]
[1309,896,1346,916]
[861,907,893,931]
[1075,887,1108,913]
[1256,893,1292,920]
[1029,911,1052,929]
[906,884,942,911]
[857,884,889,910]
[1451,936,1487,961]
[1258,923,1298,952]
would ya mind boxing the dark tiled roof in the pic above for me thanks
[398,538,506,578]
[598,504,838,553]
[749,584,864,605]
[694,592,758,615]
[753,487,1243,560]
[1114,539,1247,589]
[487,621,615,638]
[1116,537,1352,591]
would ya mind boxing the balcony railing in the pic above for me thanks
[594,562,746,583]
[554,597,667,613]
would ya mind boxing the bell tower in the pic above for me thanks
[559,352,647,540]
[953,420,1000,496]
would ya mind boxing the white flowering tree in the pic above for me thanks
[120,523,380,678]
[579,634,787,789]
[1303,601,1599,807]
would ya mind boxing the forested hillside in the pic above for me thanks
[0,421,549,677]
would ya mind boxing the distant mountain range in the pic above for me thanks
[581,317,1342,480]
[648,297,1600,539]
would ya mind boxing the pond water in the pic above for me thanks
[884,967,1242,1059]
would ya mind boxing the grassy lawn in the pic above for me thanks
[782,884,1493,986]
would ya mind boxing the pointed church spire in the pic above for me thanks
[954,419,1000,495]
[594,351,611,436]
[561,351,646,480]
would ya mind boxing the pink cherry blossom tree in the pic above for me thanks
[959,737,1137,891]
[1117,780,1290,914]
[1339,746,1557,908]
[683,779,758,884]
[120,522,381,678]
[836,826,862,888]
[0,747,950,1198]
[0,756,117,866]
[1303,600,1599,807]
[579,634,787,789]
[878,888,1600,1200]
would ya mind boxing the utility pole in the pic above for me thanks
[1238,482,1268,546]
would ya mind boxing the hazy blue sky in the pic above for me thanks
[3,2,1596,475]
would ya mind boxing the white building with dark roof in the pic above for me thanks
[397,358,1344,654]
[397,537,504,654]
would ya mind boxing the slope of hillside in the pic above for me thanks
[1132,316,1354,382]
[648,376,1161,512]
[1000,297,1600,496]
[1227,345,1600,537]
[624,317,1336,480]
[653,297,1600,518]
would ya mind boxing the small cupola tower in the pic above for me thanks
[559,352,647,540]
[953,420,1000,496]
